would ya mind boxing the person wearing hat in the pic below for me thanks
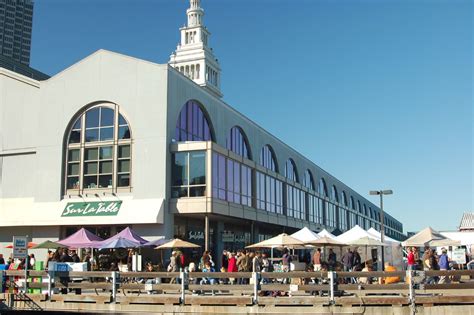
[438,248,450,284]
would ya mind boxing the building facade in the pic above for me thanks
[0,0,403,261]
[0,0,34,65]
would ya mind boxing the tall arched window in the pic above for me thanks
[285,159,298,182]
[303,170,315,190]
[350,196,355,210]
[318,178,327,196]
[260,145,277,172]
[65,103,131,192]
[226,126,251,159]
[175,100,213,142]
[341,191,348,207]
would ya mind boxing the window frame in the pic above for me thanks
[64,103,132,195]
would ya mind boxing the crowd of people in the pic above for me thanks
[406,246,454,284]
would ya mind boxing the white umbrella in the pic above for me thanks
[246,233,305,249]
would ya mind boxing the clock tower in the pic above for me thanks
[169,0,223,98]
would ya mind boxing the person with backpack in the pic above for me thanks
[438,248,450,284]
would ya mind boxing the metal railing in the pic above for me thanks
[1,269,473,307]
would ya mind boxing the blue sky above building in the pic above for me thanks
[30,0,472,233]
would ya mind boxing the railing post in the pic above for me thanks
[252,272,259,304]
[180,270,187,305]
[111,271,117,303]
[47,271,52,300]
[328,271,336,305]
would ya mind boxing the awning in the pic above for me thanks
[0,197,164,226]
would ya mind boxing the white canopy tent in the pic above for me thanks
[318,229,338,239]
[336,225,376,243]
[336,225,402,269]
[367,227,403,269]
[291,227,321,243]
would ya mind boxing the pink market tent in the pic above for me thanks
[98,227,149,246]
[58,228,104,248]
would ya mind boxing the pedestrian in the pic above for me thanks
[29,254,36,269]
[236,250,248,284]
[0,254,4,265]
[352,248,361,271]
[252,251,262,272]
[70,250,80,263]
[341,248,353,272]
[227,251,238,284]
[328,249,337,271]
[221,250,228,271]
[313,248,321,271]
[60,248,73,263]
[413,247,420,270]
[407,247,415,271]
[438,248,450,284]
[281,248,292,284]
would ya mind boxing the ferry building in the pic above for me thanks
[0,0,404,258]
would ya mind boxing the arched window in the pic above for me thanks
[331,186,338,202]
[350,196,355,210]
[341,191,348,207]
[260,145,277,172]
[303,170,315,190]
[65,103,131,192]
[285,159,298,182]
[226,126,251,159]
[175,100,213,142]
[357,200,362,213]
[318,178,327,197]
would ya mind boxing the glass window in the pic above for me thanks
[285,159,298,182]
[226,126,251,159]
[175,100,213,142]
[190,151,206,185]
[172,152,187,186]
[260,145,277,172]
[304,170,314,190]
[65,104,131,192]
[172,151,206,197]
[211,152,252,206]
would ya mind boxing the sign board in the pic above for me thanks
[451,248,466,264]
[47,262,88,272]
[61,201,122,217]
[12,236,28,259]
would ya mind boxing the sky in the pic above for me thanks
[30,0,473,233]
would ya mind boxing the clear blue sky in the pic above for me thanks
[30,0,473,233]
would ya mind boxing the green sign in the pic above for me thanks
[62,201,122,217]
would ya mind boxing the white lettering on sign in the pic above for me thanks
[62,201,121,217]
[188,231,204,240]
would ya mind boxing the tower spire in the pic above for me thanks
[169,0,223,98]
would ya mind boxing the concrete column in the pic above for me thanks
[204,214,209,252]
[215,220,225,269]
[251,221,259,244]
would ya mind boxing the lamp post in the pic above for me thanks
[369,189,393,271]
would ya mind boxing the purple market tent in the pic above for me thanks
[58,228,104,248]
[98,227,149,246]
[99,237,141,249]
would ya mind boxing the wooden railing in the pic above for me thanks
[1,269,473,307]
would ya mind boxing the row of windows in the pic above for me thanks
[172,150,398,234]
[172,100,403,233]
[62,101,402,235]
[211,152,252,207]
[177,64,200,80]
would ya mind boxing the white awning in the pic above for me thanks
[0,197,164,226]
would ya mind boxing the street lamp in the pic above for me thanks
[369,189,393,271]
